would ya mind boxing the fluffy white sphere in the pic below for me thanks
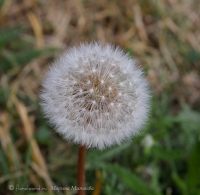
[40,42,150,149]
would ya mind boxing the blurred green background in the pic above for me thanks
[0,0,200,195]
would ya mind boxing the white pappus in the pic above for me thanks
[40,42,151,150]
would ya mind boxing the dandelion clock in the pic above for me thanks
[40,42,150,194]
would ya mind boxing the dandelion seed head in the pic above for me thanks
[40,42,150,149]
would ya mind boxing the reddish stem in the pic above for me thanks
[77,145,86,195]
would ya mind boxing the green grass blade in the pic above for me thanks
[86,142,131,169]
[187,140,200,194]
[0,26,23,48]
[104,164,161,195]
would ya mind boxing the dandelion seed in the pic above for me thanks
[100,80,105,84]
[89,88,94,93]
[102,96,105,100]
[92,100,96,104]
[110,102,114,107]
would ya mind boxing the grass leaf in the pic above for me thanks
[104,164,161,195]
[86,142,131,169]
[0,26,23,49]
[151,146,184,160]
[187,139,200,194]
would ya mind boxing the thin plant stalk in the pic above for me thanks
[77,145,86,195]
